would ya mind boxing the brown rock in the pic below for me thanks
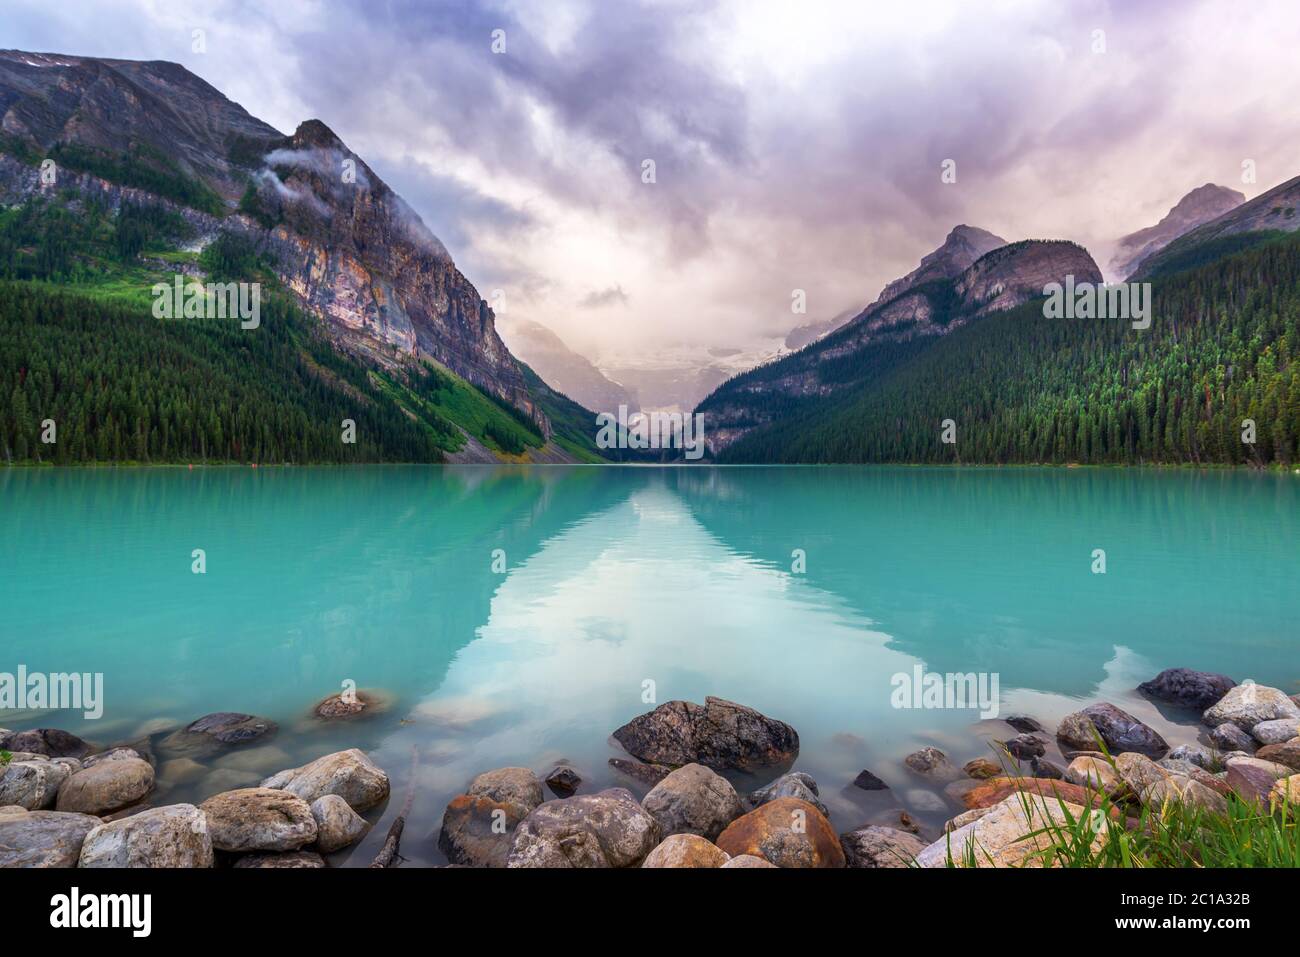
[641,833,730,868]
[715,797,845,868]
[963,758,1002,780]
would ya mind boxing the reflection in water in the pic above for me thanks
[1,466,1296,865]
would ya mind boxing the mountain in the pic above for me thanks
[0,49,611,463]
[698,231,1099,453]
[1110,183,1244,279]
[498,318,639,414]
[785,306,857,350]
[1133,174,1300,280]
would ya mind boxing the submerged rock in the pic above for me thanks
[1000,734,1047,761]
[79,804,213,868]
[161,712,277,757]
[611,696,799,772]
[963,758,1001,780]
[313,689,383,719]
[715,797,845,868]
[607,758,672,787]
[1138,668,1235,710]
[1203,683,1300,731]
[903,747,962,782]
[0,808,101,867]
[544,765,582,798]
[506,788,660,868]
[55,758,154,815]
[839,825,927,868]
[853,768,889,790]
[644,763,744,839]
[747,771,828,818]
[311,794,370,853]
[234,850,326,868]
[261,749,389,812]
[439,794,527,868]
[1004,715,1044,734]
[1056,703,1168,757]
[641,833,730,868]
[0,728,92,760]
[199,787,317,853]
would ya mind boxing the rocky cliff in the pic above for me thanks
[1110,183,1244,280]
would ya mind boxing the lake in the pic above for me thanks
[2,465,1297,864]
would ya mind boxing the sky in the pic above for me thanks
[6,0,1300,361]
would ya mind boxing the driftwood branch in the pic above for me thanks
[370,745,419,868]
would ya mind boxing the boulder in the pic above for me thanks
[162,712,277,756]
[1032,758,1065,780]
[55,758,154,815]
[1255,739,1300,772]
[0,808,101,867]
[544,765,582,798]
[1209,722,1256,753]
[261,749,389,812]
[853,768,889,790]
[1143,775,1227,814]
[839,825,927,868]
[903,747,962,782]
[81,747,145,769]
[1203,683,1300,731]
[1114,751,1169,796]
[311,794,370,853]
[1270,774,1300,808]
[721,853,778,868]
[233,850,326,868]
[915,793,1100,868]
[1166,744,1221,771]
[715,797,845,868]
[1225,757,1293,803]
[0,759,74,810]
[641,833,730,868]
[438,794,527,867]
[961,776,1102,812]
[1005,715,1044,734]
[611,696,799,772]
[747,770,828,818]
[1000,734,1047,761]
[199,787,317,853]
[963,758,1002,780]
[1065,756,1121,794]
[607,758,671,787]
[644,763,745,839]
[468,767,543,815]
[313,689,382,719]
[944,806,993,833]
[1138,668,1235,710]
[506,788,660,868]
[1158,761,1231,797]
[0,728,92,759]
[79,804,213,868]
[1251,720,1300,746]
[1056,703,1168,757]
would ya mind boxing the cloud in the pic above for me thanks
[577,285,629,309]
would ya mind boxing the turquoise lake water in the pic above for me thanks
[2,465,1297,864]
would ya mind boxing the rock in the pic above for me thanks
[644,763,744,839]
[715,797,845,868]
[467,767,543,815]
[0,759,74,810]
[158,757,208,787]
[1143,775,1227,813]
[313,689,380,719]
[1209,722,1256,753]
[544,765,582,798]
[161,713,277,757]
[607,758,671,787]
[199,787,317,852]
[611,696,799,772]
[310,794,370,853]
[944,806,993,833]
[81,747,145,769]
[904,789,947,812]
[1255,739,1300,771]
[1225,756,1293,803]
[641,833,730,868]
[1114,752,1169,795]
[233,850,325,868]
[721,853,777,868]
[1000,734,1047,761]
[853,768,889,790]
[1167,744,1221,771]
[904,747,962,782]
[1138,668,1236,710]
[0,808,101,867]
[961,777,1103,812]
[915,793,1100,868]
[1032,758,1065,780]
[506,788,660,868]
[944,778,983,803]
[1270,774,1300,807]
[438,794,527,867]
[1065,756,1121,793]
[747,770,828,818]
[963,758,1001,780]
[838,825,927,868]
[1251,720,1300,746]
[1056,703,1168,757]
[0,728,92,759]
[1005,715,1044,734]
[261,749,390,812]
[79,804,213,868]
[55,758,154,815]
[1203,683,1300,731]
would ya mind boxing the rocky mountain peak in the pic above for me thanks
[873,223,1007,306]
[1111,183,1245,279]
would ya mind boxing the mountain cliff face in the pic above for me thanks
[498,318,639,414]
[697,232,1101,453]
[0,49,548,436]
[1110,183,1244,279]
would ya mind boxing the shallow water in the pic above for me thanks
[2,465,1297,864]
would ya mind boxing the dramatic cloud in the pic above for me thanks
[578,285,629,309]
[7,0,1300,359]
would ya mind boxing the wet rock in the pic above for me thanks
[1032,758,1064,780]
[0,759,74,810]
[963,758,1001,780]
[944,778,983,803]
[904,789,947,812]
[313,689,382,719]
[544,765,581,798]
[1203,683,1300,731]
[1167,744,1221,771]
[199,787,317,853]
[0,808,101,867]
[641,833,730,868]
[1225,756,1293,803]
[853,768,889,790]
[160,713,277,758]
[1000,734,1047,761]
[748,770,828,818]
[1255,739,1300,771]
[1138,668,1236,710]
[81,747,146,769]
[438,794,527,867]
[904,747,962,782]
[234,850,326,868]
[915,793,1099,868]
[1251,719,1300,746]
[645,763,744,839]
[611,696,799,772]
[1065,756,1121,793]
[607,758,671,787]
[1209,723,1256,754]
[506,788,660,868]
[1056,703,1168,757]
[716,797,845,868]
[55,758,154,815]
[79,804,213,868]
[157,757,207,787]
[467,767,543,815]
[310,794,370,853]
[0,728,92,759]
[721,853,777,868]
[1005,715,1044,734]
[261,749,389,812]
[839,825,927,868]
